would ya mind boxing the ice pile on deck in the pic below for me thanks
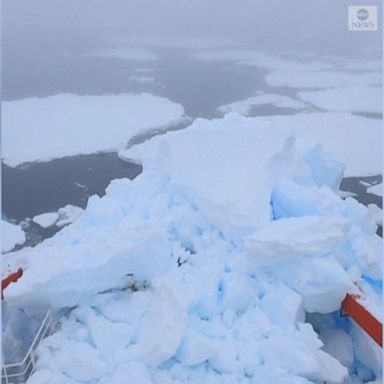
[4,114,382,383]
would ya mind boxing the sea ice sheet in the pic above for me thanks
[2,93,185,167]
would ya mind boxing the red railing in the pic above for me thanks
[1,268,23,299]
[341,293,382,348]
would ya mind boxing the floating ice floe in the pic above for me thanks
[298,86,382,114]
[32,212,60,229]
[32,205,84,228]
[3,112,382,383]
[123,111,381,177]
[192,50,331,71]
[2,93,185,167]
[265,71,382,89]
[368,183,382,196]
[2,220,26,253]
[217,93,306,115]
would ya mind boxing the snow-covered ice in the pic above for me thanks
[298,86,382,114]
[123,112,381,178]
[192,50,331,72]
[217,93,306,115]
[368,183,382,196]
[56,205,85,227]
[33,205,84,228]
[265,71,381,89]
[3,111,382,383]
[32,212,60,228]
[2,220,26,253]
[2,93,185,167]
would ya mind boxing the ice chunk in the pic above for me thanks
[2,220,26,253]
[176,328,216,366]
[260,285,305,329]
[320,329,354,369]
[120,280,188,367]
[245,216,351,268]
[300,143,345,190]
[32,212,60,228]
[273,256,353,313]
[260,337,348,383]
[350,322,382,379]
[56,205,84,227]
[99,362,152,384]
[251,365,313,384]
[38,336,108,382]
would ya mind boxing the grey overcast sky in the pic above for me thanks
[2,0,382,58]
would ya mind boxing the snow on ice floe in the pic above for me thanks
[192,50,331,71]
[368,183,382,196]
[2,220,26,253]
[217,93,306,115]
[2,93,185,167]
[124,111,381,177]
[265,71,381,88]
[4,112,382,383]
[33,205,84,228]
[32,212,59,228]
[298,86,382,114]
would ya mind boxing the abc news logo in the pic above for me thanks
[348,6,378,31]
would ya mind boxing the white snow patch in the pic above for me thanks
[124,111,381,179]
[244,215,351,268]
[192,50,330,71]
[33,205,83,228]
[368,183,382,196]
[298,86,382,114]
[2,221,26,253]
[217,93,306,115]
[33,212,60,228]
[2,93,185,167]
[56,205,84,227]
[266,71,381,88]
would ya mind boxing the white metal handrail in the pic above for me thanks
[2,310,54,384]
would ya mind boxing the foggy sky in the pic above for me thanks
[2,0,382,59]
